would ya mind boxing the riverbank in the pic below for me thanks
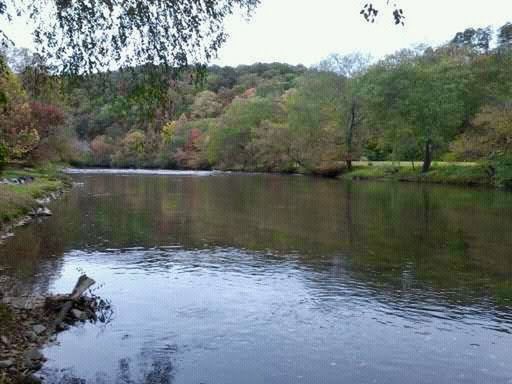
[340,162,495,188]
[64,162,501,189]
[0,166,72,383]
[0,166,70,242]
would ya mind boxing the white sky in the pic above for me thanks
[214,0,512,66]
[3,0,512,67]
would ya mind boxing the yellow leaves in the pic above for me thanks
[0,65,27,106]
[122,130,145,154]
[0,100,39,160]
[450,105,512,160]
[473,106,512,136]
[161,121,176,145]
[9,128,40,159]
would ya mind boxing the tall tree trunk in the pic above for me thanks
[345,101,356,170]
[422,139,432,173]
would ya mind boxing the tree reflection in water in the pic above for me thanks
[44,345,177,384]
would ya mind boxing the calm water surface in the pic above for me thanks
[1,171,512,384]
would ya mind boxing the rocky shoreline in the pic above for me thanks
[0,173,94,383]
[0,275,111,384]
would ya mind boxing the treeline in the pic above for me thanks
[1,22,511,185]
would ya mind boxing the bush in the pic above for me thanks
[363,138,388,161]
[493,154,512,190]
[0,142,7,170]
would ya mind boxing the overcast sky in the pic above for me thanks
[4,0,512,67]
[214,0,512,66]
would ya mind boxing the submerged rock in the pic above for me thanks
[71,309,87,321]
[21,374,43,384]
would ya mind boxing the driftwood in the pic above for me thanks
[69,275,96,300]
[0,274,111,382]
[48,275,96,332]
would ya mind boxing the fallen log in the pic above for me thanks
[0,274,110,382]
[48,275,96,332]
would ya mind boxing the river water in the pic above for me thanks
[1,170,512,384]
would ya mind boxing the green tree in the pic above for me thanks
[191,91,222,119]
[363,56,471,172]
[286,72,346,172]
[498,22,512,50]
[318,53,372,169]
[208,96,274,169]
[451,27,492,53]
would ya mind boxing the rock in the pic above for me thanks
[35,197,51,205]
[36,207,52,216]
[0,359,14,368]
[32,324,46,335]
[22,374,43,384]
[24,348,44,363]
[5,295,46,310]
[71,308,87,320]
[28,207,53,217]
[25,331,39,342]
[26,360,43,371]
[5,296,33,309]
[12,215,32,227]
[25,348,44,361]
[56,322,69,332]
[0,335,9,345]
[0,232,14,241]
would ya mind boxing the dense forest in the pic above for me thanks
[1,22,511,186]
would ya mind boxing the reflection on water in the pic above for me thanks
[1,172,512,383]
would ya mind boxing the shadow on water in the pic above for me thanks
[43,347,177,384]
[1,172,512,383]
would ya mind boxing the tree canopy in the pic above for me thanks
[0,0,259,73]
[0,0,415,75]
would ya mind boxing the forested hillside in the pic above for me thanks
[1,22,511,184]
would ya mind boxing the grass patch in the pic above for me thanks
[494,282,512,306]
[0,166,67,225]
[0,303,14,324]
[342,163,492,187]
